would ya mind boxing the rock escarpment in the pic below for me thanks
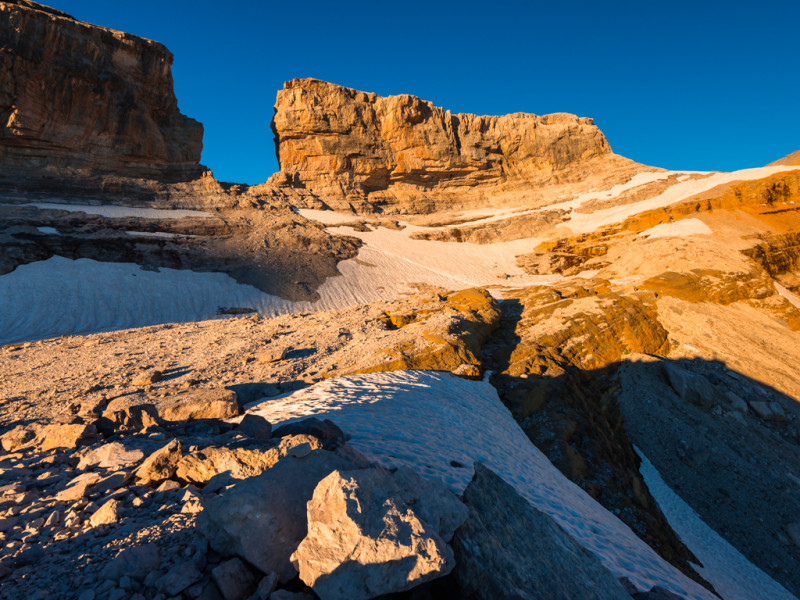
[0,0,224,205]
[269,78,650,213]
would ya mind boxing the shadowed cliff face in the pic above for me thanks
[0,0,203,183]
[270,78,648,213]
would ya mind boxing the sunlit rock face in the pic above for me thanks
[0,0,209,201]
[270,78,647,213]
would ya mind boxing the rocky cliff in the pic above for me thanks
[0,0,211,203]
[269,78,650,213]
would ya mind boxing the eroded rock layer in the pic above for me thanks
[0,0,212,203]
[269,78,650,213]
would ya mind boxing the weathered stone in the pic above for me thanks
[725,392,749,413]
[93,471,129,494]
[157,560,204,596]
[0,425,36,452]
[292,467,466,600]
[453,363,481,378]
[158,389,240,422]
[748,400,787,422]
[89,498,119,527]
[271,78,633,214]
[77,442,145,470]
[255,347,287,364]
[236,415,272,441]
[197,450,356,582]
[56,472,101,501]
[246,573,277,600]
[39,423,98,451]
[212,558,256,600]
[156,479,181,493]
[450,463,631,600]
[101,543,161,581]
[176,446,279,485]
[98,404,162,435]
[631,587,686,600]
[272,418,345,450]
[662,364,715,406]
[135,439,183,486]
[0,0,204,197]
[131,370,163,387]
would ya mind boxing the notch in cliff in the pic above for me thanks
[269,78,652,213]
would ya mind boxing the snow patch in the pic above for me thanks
[637,449,797,600]
[0,257,290,346]
[36,226,59,234]
[567,165,800,234]
[249,370,718,600]
[639,218,713,239]
[21,202,212,219]
[774,282,800,310]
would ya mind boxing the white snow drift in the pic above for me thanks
[249,370,724,600]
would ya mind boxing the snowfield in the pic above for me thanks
[20,202,213,219]
[3,164,799,345]
[248,370,725,600]
[637,450,797,600]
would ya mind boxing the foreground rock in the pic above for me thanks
[292,467,466,600]
[197,450,357,581]
[451,463,631,600]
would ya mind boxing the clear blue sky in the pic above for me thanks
[47,0,800,185]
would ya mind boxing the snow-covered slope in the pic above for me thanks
[638,450,797,600]
[248,370,727,599]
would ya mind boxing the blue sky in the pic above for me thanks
[48,1,800,185]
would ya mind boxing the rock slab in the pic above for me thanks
[450,463,631,600]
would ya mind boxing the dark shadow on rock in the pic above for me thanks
[483,327,800,598]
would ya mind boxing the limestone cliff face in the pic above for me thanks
[271,78,642,212]
[0,0,205,199]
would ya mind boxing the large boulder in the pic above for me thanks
[39,422,99,451]
[450,463,631,600]
[291,467,466,600]
[77,441,145,470]
[134,439,183,486]
[158,388,240,422]
[176,435,324,485]
[197,450,357,582]
[662,363,715,406]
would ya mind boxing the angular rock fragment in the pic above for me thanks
[131,370,163,386]
[450,463,631,600]
[39,423,99,451]
[98,404,162,435]
[291,467,466,600]
[212,557,256,600]
[101,543,161,581]
[236,414,272,441]
[135,439,183,486]
[748,400,787,422]
[197,450,356,582]
[272,418,345,450]
[77,442,145,470]
[0,425,36,452]
[662,364,715,406]
[158,388,240,422]
[89,498,119,527]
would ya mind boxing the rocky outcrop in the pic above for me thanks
[451,463,631,600]
[0,0,247,206]
[291,467,466,600]
[0,1,201,179]
[269,78,649,213]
